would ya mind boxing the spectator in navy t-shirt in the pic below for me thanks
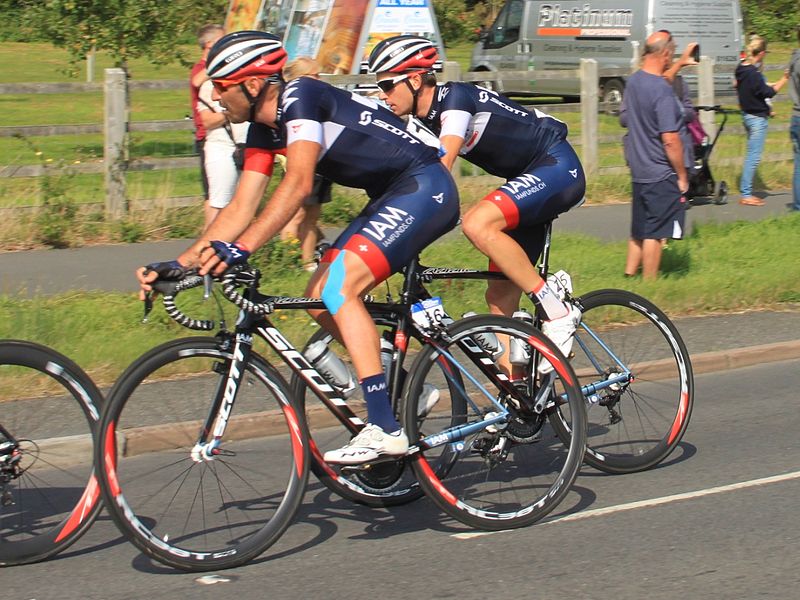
[620,30,688,280]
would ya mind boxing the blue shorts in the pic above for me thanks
[631,176,686,240]
[483,140,585,271]
[321,162,460,282]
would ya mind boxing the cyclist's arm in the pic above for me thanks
[199,140,319,274]
[179,168,270,267]
[438,108,472,172]
[439,135,464,171]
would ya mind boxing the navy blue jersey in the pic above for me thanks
[421,82,568,178]
[247,77,439,199]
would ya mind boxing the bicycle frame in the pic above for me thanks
[185,261,537,461]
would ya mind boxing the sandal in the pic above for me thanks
[739,196,765,206]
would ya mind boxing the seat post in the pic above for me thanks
[537,221,554,280]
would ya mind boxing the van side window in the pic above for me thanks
[485,0,523,49]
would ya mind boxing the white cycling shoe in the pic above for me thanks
[539,305,582,374]
[323,424,409,465]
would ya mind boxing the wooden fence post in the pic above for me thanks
[697,56,716,139]
[104,68,127,219]
[580,58,599,177]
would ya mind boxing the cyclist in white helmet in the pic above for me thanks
[368,35,586,362]
[138,31,460,464]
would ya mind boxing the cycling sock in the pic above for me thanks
[361,373,400,433]
[527,279,569,321]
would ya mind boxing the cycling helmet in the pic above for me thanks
[367,35,439,74]
[206,31,287,83]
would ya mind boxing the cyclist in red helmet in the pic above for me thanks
[369,35,586,365]
[138,31,460,464]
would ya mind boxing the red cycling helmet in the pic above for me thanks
[206,31,288,85]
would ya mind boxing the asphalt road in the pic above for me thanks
[0,190,795,297]
[4,358,799,600]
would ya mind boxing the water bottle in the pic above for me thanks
[379,336,394,379]
[304,341,356,398]
[462,311,504,359]
[510,309,533,366]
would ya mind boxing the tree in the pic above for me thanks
[22,0,228,73]
[737,0,797,41]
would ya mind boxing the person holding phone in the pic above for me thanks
[664,42,701,196]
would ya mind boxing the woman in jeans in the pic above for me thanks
[735,35,789,206]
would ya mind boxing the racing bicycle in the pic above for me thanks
[94,262,586,571]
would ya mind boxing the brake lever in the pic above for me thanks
[203,274,213,300]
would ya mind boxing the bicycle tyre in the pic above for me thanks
[404,315,587,530]
[291,314,465,507]
[0,340,103,567]
[95,337,308,571]
[549,289,694,474]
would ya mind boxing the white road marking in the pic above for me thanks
[452,470,800,539]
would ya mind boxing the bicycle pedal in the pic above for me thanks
[340,455,402,473]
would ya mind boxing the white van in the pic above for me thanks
[469,0,743,106]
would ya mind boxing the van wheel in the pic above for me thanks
[602,79,625,115]
[473,70,496,92]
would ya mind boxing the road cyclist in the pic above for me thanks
[367,35,587,371]
[137,31,460,465]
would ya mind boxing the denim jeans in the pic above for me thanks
[739,113,768,198]
[791,114,800,211]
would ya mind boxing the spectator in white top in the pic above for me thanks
[196,80,250,230]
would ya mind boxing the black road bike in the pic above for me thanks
[94,261,586,571]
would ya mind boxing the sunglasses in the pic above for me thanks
[212,74,282,94]
[211,79,239,93]
[376,73,413,93]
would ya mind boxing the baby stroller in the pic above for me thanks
[686,105,731,206]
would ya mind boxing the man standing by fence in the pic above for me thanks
[620,30,688,279]
[190,24,225,204]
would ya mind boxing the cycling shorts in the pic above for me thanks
[483,139,586,271]
[320,162,459,283]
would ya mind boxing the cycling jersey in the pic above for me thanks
[421,82,568,178]
[243,122,284,176]
[247,77,441,199]
[247,77,459,281]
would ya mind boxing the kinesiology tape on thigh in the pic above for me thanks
[320,252,348,315]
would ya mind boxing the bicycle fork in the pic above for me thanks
[191,332,254,462]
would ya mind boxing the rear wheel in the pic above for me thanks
[96,337,308,571]
[0,340,103,566]
[550,290,694,474]
[404,316,586,530]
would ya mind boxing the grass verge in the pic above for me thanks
[1,213,798,390]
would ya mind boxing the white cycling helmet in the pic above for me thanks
[367,35,439,74]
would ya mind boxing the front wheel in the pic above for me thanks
[550,290,694,474]
[0,340,103,566]
[95,337,308,571]
[404,315,586,530]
